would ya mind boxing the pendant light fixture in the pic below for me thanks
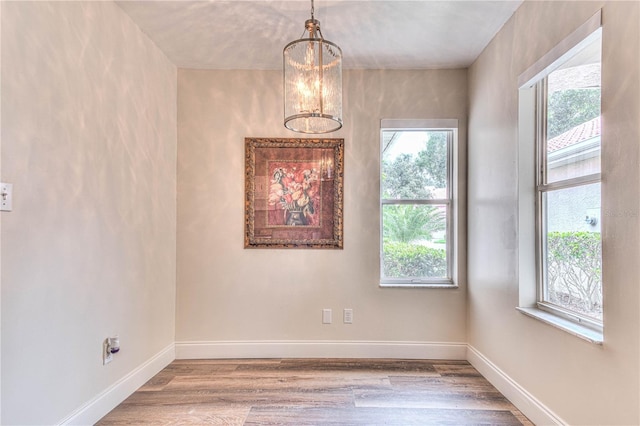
[283,0,343,134]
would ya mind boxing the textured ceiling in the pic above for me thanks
[116,1,523,70]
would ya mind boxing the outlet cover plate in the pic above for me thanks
[322,309,332,324]
[1,183,12,212]
[343,308,353,324]
[103,340,113,365]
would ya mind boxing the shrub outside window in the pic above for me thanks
[380,122,455,287]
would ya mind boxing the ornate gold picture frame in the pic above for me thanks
[245,137,344,249]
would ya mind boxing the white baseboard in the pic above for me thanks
[466,345,566,426]
[59,343,175,426]
[175,340,467,360]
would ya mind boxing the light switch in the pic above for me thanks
[1,183,12,212]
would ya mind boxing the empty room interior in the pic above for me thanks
[1,0,639,424]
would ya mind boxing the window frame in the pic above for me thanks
[379,119,458,288]
[535,75,603,331]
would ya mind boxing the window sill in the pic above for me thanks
[380,283,459,289]
[516,307,603,344]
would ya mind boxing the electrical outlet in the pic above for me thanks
[1,183,13,212]
[322,308,332,324]
[343,308,353,324]
[103,336,120,365]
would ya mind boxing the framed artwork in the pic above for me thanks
[245,137,344,249]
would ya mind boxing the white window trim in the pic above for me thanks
[379,119,458,288]
[517,11,603,344]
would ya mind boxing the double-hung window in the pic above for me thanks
[380,119,457,287]
[537,34,602,328]
[518,12,603,339]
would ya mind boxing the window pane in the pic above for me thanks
[543,183,602,320]
[381,204,447,279]
[546,38,601,183]
[381,131,448,200]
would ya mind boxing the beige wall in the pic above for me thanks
[468,1,640,424]
[176,69,467,347]
[1,2,177,424]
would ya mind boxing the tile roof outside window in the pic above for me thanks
[547,116,601,153]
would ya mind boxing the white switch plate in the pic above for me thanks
[1,183,12,212]
[322,308,332,324]
[343,308,353,324]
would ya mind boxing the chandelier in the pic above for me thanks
[283,0,343,134]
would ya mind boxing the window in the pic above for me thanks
[380,120,457,287]
[536,32,602,328]
[518,12,603,340]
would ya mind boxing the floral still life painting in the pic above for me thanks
[268,162,321,227]
[245,138,344,249]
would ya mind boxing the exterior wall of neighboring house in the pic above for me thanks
[546,117,601,233]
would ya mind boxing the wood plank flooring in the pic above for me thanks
[97,359,533,425]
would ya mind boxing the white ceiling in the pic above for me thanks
[116,0,523,70]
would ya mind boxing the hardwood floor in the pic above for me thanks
[97,359,534,425]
